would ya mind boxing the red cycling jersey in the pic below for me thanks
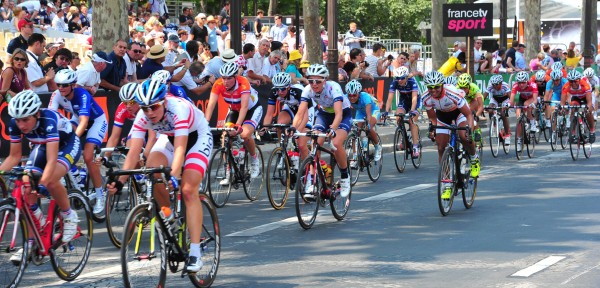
[210,76,258,111]
[114,102,136,128]
[562,80,591,99]
[511,81,538,100]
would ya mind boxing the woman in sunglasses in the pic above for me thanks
[384,66,421,158]
[345,79,382,162]
[560,70,595,143]
[484,74,512,145]
[48,69,108,217]
[107,79,213,273]
[0,48,31,102]
[509,71,539,150]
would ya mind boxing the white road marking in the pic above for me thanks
[561,262,600,284]
[510,255,566,277]
[359,183,435,202]
[227,216,298,237]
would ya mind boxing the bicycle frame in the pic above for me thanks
[213,128,248,191]
[295,131,337,197]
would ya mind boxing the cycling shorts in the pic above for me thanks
[84,116,108,146]
[396,94,421,112]
[225,105,263,130]
[489,97,510,107]
[151,128,213,176]
[435,109,466,135]
[281,104,316,129]
[27,133,81,173]
[314,108,352,133]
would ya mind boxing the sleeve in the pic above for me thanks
[130,110,150,139]
[260,58,270,76]
[546,81,552,91]
[47,91,62,111]
[511,83,519,94]
[6,39,16,55]
[561,83,570,95]
[173,106,192,137]
[388,81,397,93]
[45,113,60,142]
[8,119,22,143]
[247,56,258,72]
[332,83,344,103]
[210,79,223,94]
[300,86,311,103]
[77,91,91,117]
[267,89,278,105]
[178,70,197,90]
[113,103,128,127]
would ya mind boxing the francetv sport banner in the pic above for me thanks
[443,3,493,37]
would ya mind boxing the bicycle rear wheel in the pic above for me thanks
[0,203,28,288]
[188,193,221,287]
[295,157,320,229]
[330,159,351,221]
[50,190,93,281]
[207,148,232,208]
[489,116,500,158]
[515,119,526,160]
[121,203,166,288]
[243,146,264,201]
[569,117,580,161]
[106,176,140,249]
[393,128,407,173]
[437,147,456,216]
[411,129,423,169]
[559,116,568,149]
[366,134,382,182]
[266,147,290,210]
[462,159,477,209]
[550,112,559,151]
[345,133,360,186]
[582,119,592,159]
[526,128,536,158]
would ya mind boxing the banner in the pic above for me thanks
[443,3,493,37]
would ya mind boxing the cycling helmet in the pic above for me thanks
[514,71,529,82]
[150,70,172,84]
[567,70,582,81]
[424,71,444,86]
[550,70,563,80]
[534,70,546,82]
[272,72,292,88]
[306,64,329,78]
[345,80,362,95]
[489,74,503,86]
[445,75,457,86]
[135,79,167,105]
[8,90,42,118]
[456,73,471,88]
[219,61,239,77]
[119,82,139,102]
[551,62,563,71]
[583,67,595,77]
[54,69,77,84]
[393,66,409,78]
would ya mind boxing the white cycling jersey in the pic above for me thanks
[300,81,351,113]
[131,96,209,138]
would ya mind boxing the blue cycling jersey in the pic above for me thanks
[49,87,105,123]
[9,109,74,146]
[389,78,419,99]
[546,78,568,99]
[349,92,379,116]
[169,84,194,103]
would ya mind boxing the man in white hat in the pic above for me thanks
[138,44,187,80]
[199,48,237,79]
[76,51,111,95]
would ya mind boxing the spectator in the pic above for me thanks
[254,9,264,39]
[565,49,581,70]
[408,49,423,77]
[282,25,299,53]
[199,48,237,79]
[270,14,288,42]
[529,52,546,71]
[219,1,230,31]
[190,13,207,44]
[595,47,600,67]
[37,0,52,26]
[176,39,199,63]
[205,15,222,57]
[138,44,186,80]
[568,41,580,56]
[259,25,270,41]
[77,51,110,95]
[238,43,255,77]
[479,51,493,73]
[69,51,80,71]
[51,6,67,31]
[178,7,193,28]
[1,0,14,22]
[343,61,360,80]
[177,29,189,50]
[100,39,128,91]
[199,42,213,64]
[80,4,90,28]
[299,60,310,77]
[68,12,87,34]
[474,39,484,72]
[164,34,183,67]
[10,6,25,31]
[344,22,365,50]
[25,33,55,93]
[172,61,214,96]
[390,51,409,73]
[551,49,561,63]
[514,43,527,71]
[59,2,69,23]
[337,52,349,82]
[364,42,388,77]
[247,39,270,84]
[131,26,145,44]
[16,1,39,21]
[503,40,518,70]
[259,50,283,83]
[241,17,251,33]
[7,18,33,56]
[39,42,59,65]
[541,44,553,69]
[43,47,72,73]
[149,0,168,20]
[349,48,373,81]
[123,41,143,82]
[0,48,31,102]
[285,50,307,85]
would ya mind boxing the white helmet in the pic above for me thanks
[135,79,167,105]
[445,75,457,86]
[567,70,582,81]
[489,74,503,85]
[219,62,239,77]
[119,82,139,102]
[534,70,546,82]
[514,71,529,82]
[150,70,172,84]
[54,69,77,84]
[393,66,409,78]
[550,70,563,80]
[583,67,595,77]
[551,62,563,71]
[306,64,329,78]
[345,80,362,94]
[272,72,291,88]
[8,90,42,118]
[424,71,444,86]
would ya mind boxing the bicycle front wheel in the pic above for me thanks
[437,147,456,216]
[188,193,221,287]
[0,203,28,288]
[559,116,568,149]
[550,112,559,151]
[569,117,580,161]
[121,203,166,288]
[393,128,407,173]
[462,159,478,209]
[582,119,592,159]
[489,116,500,158]
[50,190,93,281]
[207,148,232,208]
[330,158,351,221]
[266,147,290,210]
[106,176,140,249]
[526,128,536,158]
[345,133,360,186]
[243,146,265,201]
[411,128,423,169]
[295,157,320,229]
[367,134,383,182]
[516,119,526,160]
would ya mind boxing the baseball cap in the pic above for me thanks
[197,13,207,19]
[61,2,69,9]
[167,33,180,43]
[135,25,145,32]
[454,41,460,46]
[91,51,113,64]
[17,18,32,30]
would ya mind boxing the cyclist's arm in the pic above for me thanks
[459,104,475,128]
[76,115,89,138]
[410,91,418,111]
[116,138,144,184]
[425,108,437,126]
[292,102,308,130]
[0,143,22,172]
[365,102,373,125]
[236,93,250,126]
[560,93,567,106]
[531,91,539,104]
[171,135,188,179]
[263,104,276,126]
[143,130,157,159]
[509,91,516,105]
[586,91,593,110]
[483,91,490,101]
[105,125,123,156]
[544,89,551,102]
[330,101,343,130]
[205,92,219,121]
[476,93,484,116]
[385,91,394,112]
[39,141,59,186]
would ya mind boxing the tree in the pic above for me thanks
[268,0,277,15]
[524,0,541,62]
[303,0,321,64]
[92,0,129,52]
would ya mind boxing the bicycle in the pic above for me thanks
[550,104,569,151]
[206,127,265,208]
[0,168,92,287]
[264,124,299,210]
[392,113,422,173]
[533,100,552,143]
[346,119,383,185]
[514,106,536,160]
[113,166,220,288]
[431,124,478,216]
[565,105,593,160]
[485,106,511,157]
[294,131,351,229]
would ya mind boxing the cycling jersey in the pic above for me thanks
[300,81,351,113]
[389,78,420,111]
[511,81,538,100]
[422,85,466,113]
[49,87,105,122]
[462,83,482,103]
[114,103,136,128]
[350,91,380,120]
[562,81,591,100]
[546,78,568,102]
[268,84,311,113]
[486,82,511,106]
[585,76,599,91]
[169,84,194,103]
[211,76,259,111]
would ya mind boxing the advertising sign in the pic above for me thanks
[443,3,493,37]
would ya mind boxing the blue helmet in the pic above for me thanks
[136,79,167,105]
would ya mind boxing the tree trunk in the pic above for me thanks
[524,0,540,62]
[268,0,277,16]
[92,0,129,52]
[431,0,447,70]
[303,0,321,64]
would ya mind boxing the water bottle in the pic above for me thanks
[238,147,246,165]
[70,166,81,185]
[79,168,87,189]
[458,153,466,175]
[232,148,240,163]
[361,137,368,149]
[291,152,300,170]
[159,206,175,223]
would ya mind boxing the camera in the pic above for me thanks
[361,61,369,68]
[199,75,211,84]
[387,54,394,61]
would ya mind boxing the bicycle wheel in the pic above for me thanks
[0,177,9,199]
[501,121,510,155]
[542,115,551,143]
[393,128,407,173]
[207,148,232,208]
[295,157,320,230]
[411,128,423,169]
[243,146,265,201]
[188,193,221,287]
[367,134,383,182]
[50,190,93,281]
[121,203,167,288]
[526,127,536,158]
[345,133,360,186]
[582,119,592,159]
[106,176,140,249]
[462,158,478,209]
[0,203,28,288]
[437,147,456,216]
[266,147,290,210]
[559,116,568,150]
[569,117,580,161]
[515,119,526,160]
[550,111,559,151]
[330,158,351,221]
[489,115,500,158]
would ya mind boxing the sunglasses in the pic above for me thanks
[274,87,288,92]
[57,83,71,88]
[426,84,443,90]
[395,76,407,81]
[518,81,528,84]
[73,57,80,60]
[179,33,188,36]
[122,100,137,105]
[140,101,163,112]
[222,76,235,81]
[569,80,579,83]
[308,79,325,84]
[13,57,27,62]
[132,49,143,54]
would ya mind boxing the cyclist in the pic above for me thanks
[484,74,512,145]
[49,69,108,216]
[509,71,539,151]
[456,73,484,142]
[0,91,81,254]
[204,62,263,182]
[422,71,479,200]
[345,79,383,161]
[151,69,194,103]
[261,72,314,163]
[291,64,352,198]
[107,79,213,272]
[583,67,599,119]
[445,75,458,87]
[546,62,567,79]
[561,70,595,143]
[544,70,568,139]
[384,66,421,157]
[533,70,549,128]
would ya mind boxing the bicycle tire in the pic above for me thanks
[393,128,407,173]
[527,127,536,158]
[411,128,423,169]
[582,118,592,159]
[501,120,511,155]
[188,193,221,288]
[559,116,568,149]
[542,116,550,143]
[244,146,265,201]
[207,148,232,208]
[330,158,351,221]
[516,118,526,160]
[106,176,140,249]
[462,158,477,209]
[121,203,166,288]
[569,116,580,161]
[437,147,455,216]
[489,115,500,158]
[345,133,360,186]
[367,134,383,182]
[50,190,93,281]
[0,203,28,288]
[85,168,106,224]
[266,147,290,210]
[295,156,319,230]
[550,111,559,151]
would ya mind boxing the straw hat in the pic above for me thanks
[206,15,217,24]
[147,45,168,59]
